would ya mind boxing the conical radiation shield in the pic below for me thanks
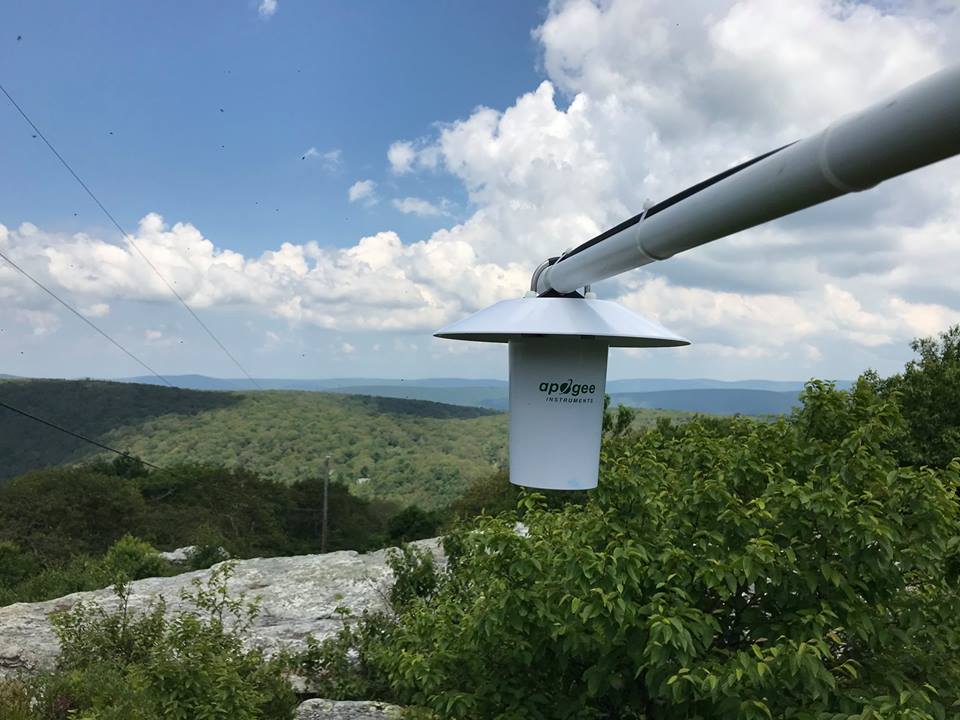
[435,295,688,490]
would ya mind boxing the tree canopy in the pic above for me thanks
[312,379,960,719]
[875,324,960,469]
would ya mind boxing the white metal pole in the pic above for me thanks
[539,63,960,295]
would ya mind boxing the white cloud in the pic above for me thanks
[392,197,448,217]
[0,215,528,333]
[142,328,182,348]
[387,141,416,174]
[890,297,960,338]
[258,0,277,18]
[302,147,342,171]
[347,179,377,205]
[12,309,60,336]
[80,303,110,318]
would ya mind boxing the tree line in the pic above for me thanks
[0,457,449,606]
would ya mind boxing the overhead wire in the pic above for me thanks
[0,397,165,471]
[0,247,173,387]
[0,81,263,390]
[0,395,201,503]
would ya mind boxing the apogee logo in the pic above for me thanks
[540,378,597,402]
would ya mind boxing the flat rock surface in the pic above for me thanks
[0,539,442,678]
[296,699,404,719]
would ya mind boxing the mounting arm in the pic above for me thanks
[537,63,960,295]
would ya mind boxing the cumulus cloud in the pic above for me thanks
[386,141,439,174]
[392,197,448,217]
[0,215,528,333]
[347,179,377,205]
[387,141,416,174]
[258,0,277,18]
[5,0,960,378]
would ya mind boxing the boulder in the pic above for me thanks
[0,538,442,679]
[295,699,403,719]
[157,545,197,563]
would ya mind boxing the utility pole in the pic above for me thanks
[321,454,331,553]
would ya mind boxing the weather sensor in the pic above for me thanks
[436,292,687,490]
[436,63,960,490]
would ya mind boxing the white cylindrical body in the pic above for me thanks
[508,338,608,490]
[541,63,960,294]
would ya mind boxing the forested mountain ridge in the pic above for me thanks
[0,379,504,507]
[0,379,698,507]
[0,379,240,480]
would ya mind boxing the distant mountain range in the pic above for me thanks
[111,375,850,416]
[612,389,801,416]
[115,374,852,392]
[3,373,853,416]
[119,374,509,391]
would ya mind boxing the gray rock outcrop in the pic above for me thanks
[295,699,403,719]
[0,539,442,679]
[157,545,197,563]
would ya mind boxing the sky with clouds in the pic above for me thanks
[1,0,959,382]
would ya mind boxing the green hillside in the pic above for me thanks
[0,379,506,508]
[0,379,701,508]
[0,379,241,479]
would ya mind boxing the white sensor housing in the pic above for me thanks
[435,296,688,490]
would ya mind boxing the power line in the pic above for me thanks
[0,397,165,471]
[0,81,263,391]
[0,248,173,387]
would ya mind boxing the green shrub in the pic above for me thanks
[386,544,439,611]
[602,394,637,436]
[386,506,443,544]
[0,541,35,589]
[312,380,960,719]
[0,678,33,720]
[100,534,170,582]
[19,563,297,720]
[1,536,176,607]
[8,555,108,605]
[288,544,439,703]
[876,324,960,468]
[291,608,397,703]
[0,467,148,562]
[184,523,232,571]
[448,469,519,519]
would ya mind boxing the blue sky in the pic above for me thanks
[1,1,544,254]
[1,1,959,382]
